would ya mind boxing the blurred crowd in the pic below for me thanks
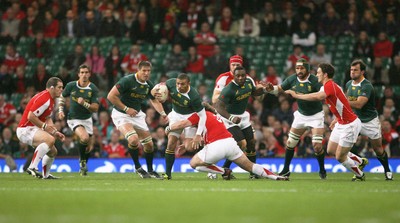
[1,0,400,166]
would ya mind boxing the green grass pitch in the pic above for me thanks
[0,172,399,223]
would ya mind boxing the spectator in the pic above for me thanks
[103,130,127,158]
[147,0,166,28]
[259,12,282,37]
[366,57,389,86]
[392,34,400,59]
[43,10,59,38]
[262,65,282,86]
[214,6,238,38]
[193,22,217,58]
[381,120,399,157]
[97,110,114,144]
[0,94,16,131]
[0,8,20,44]
[310,43,332,71]
[85,44,106,90]
[271,99,294,125]
[121,8,137,38]
[18,6,42,38]
[152,126,167,158]
[204,45,228,79]
[373,31,393,59]
[238,12,260,38]
[197,83,210,103]
[0,64,14,97]
[99,9,121,38]
[174,22,194,51]
[179,2,205,32]
[57,130,78,156]
[352,31,374,61]
[120,44,148,75]
[59,9,81,38]
[32,63,51,92]
[62,43,86,75]
[104,45,123,91]
[1,43,26,74]
[285,45,309,72]
[28,31,52,59]
[292,20,316,52]
[388,55,400,85]
[130,12,154,44]
[359,9,379,37]
[13,65,29,94]
[381,11,398,37]
[163,43,188,73]
[342,9,359,37]
[318,4,341,37]
[204,5,217,31]
[234,46,250,70]
[281,8,298,36]
[0,127,19,171]
[185,46,205,74]
[79,0,101,23]
[156,19,176,45]
[81,10,100,37]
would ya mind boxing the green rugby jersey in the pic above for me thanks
[115,74,155,112]
[345,78,378,122]
[165,78,203,114]
[218,77,255,115]
[62,81,99,120]
[281,74,323,116]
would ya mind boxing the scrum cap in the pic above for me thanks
[229,55,243,65]
[296,58,310,71]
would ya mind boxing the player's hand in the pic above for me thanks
[232,116,241,124]
[176,144,187,156]
[77,97,85,105]
[54,131,65,142]
[126,107,138,117]
[264,82,274,91]
[191,135,203,150]
[329,119,337,130]
[58,111,65,120]
[161,114,169,124]
[285,90,296,98]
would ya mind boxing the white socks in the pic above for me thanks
[252,164,279,180]
[195,165,225,174]
[42,155,55,178]
[347,152,362,165]
[341,157,363,177]
[29,143,50,169]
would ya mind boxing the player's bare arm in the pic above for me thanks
[107,86,138,117]
[286,89,326,101]
[348,95,368,109]
[214,99,240,124]
[211,88,221,104]
[149,98,168,123]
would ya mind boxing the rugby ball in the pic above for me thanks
[154,83,169,103]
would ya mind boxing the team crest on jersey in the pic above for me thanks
[248,83,252,88]
[184,100,188,105]
[88,91,92,97]
[358,90,361,95]
[177,93,181,98]
[308,86,312,92]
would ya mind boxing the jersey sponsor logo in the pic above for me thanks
[80,90,84,93]
[130,93,146,99]
[236,91,251,101]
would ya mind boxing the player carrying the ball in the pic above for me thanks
[107,61,167,179]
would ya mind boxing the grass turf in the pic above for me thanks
[0,172,399,223]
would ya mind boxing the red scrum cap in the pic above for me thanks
[229,55,243,65]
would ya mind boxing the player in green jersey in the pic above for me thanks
[345,59,393,180]
[59,64,99,176]
[265,58,327,179]
[152,73,207,180]
[214,66,269,179]
[107,61,167,179]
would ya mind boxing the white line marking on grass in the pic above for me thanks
[0,187,298,193]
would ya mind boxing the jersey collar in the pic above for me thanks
[297,74,312,83]
[351,77,365,87]
[75,81,91,89]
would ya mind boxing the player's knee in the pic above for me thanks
[46,136,56,147]
[79,135,90,145]
[286,131,301,149]
[48,146,57,157]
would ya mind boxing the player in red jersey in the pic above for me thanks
[166,111,288,181]
[285,63,366,181]
[16,77,65,179]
